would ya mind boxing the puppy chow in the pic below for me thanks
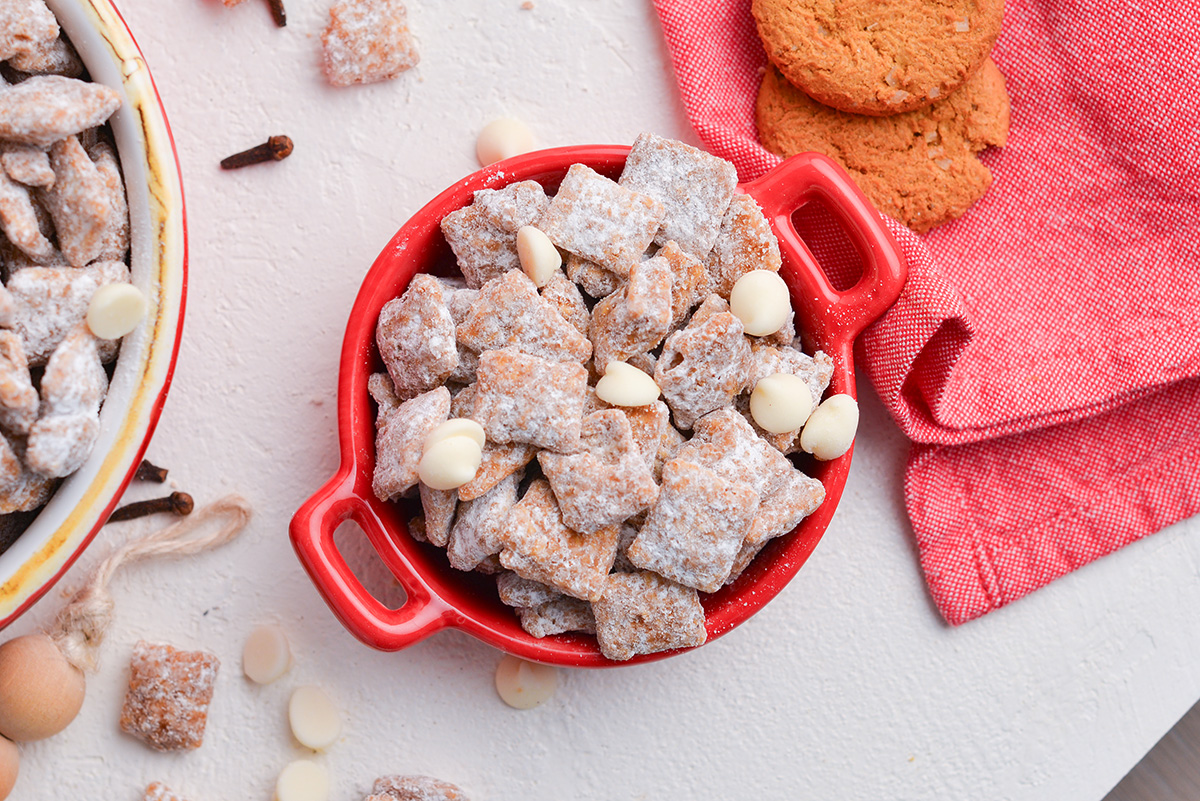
[589,257,672,371]
[565,251,621,299]
[367,775,469,801]
[0,0,57,62]
[657,240,708,327]
[441,182,546,288]
[539,273,590,338]
[618,132,738,257]
[519,597,596,638]
[376,273,458,400]
[654,311,752,429]
[2,146,55,188]
[119,641,219,752]
[538,163,663,276]
[457,271,591,363]
[592,571,706,661]
[0,75,121,148]
[418,482,457,548]
[471,348,587,452]
[446,473,517,572]
[372,386,450,501]
[706,193,782,297]
[322,0,419,87]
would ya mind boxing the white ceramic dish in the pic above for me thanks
[0,0,186,627]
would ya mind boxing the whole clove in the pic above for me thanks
[220,135,293,170]
[267,0,286,26]
[108,492,194,523]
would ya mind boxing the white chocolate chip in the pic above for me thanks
[417,435,483,490]
[85,282,146,340]
[729,270,791,337]
[595,361,661,407]
[516,226,562,288]
[749,373,813,434]
[242,625,292,685]
[288,686,341,751]
[800,393,859,461]
[424,418,486,450]
[276,760,330,801]
[476,118,535,167]
[494,654,557,710]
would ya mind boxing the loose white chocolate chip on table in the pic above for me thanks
[800,393,859,461]
[595,361,661,407]
[476,118,535,167]
[417,435,483,491]
[242,625,292,685]
[729,269,791,337]
[749,372,813,434]
[0,633,86,742]
[85,282,147,340]
[288,686,341,751]
[494,654,557,710]
[423,418,486,450]
[276,760,330,801]
[0,736,17,801]
[516,226,562,288]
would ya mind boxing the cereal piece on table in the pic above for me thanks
[498,480,619,601]
[376,273,458,401]
[0,168,56,263]
[626,458,758,592]
[618,133,738,257]
[418,481,456,547]
[474,181,547,233]
[537,410,658,533]
[144,783,192,801]
[446,473,517,571]
[743,343,834,453]
[496,571,562,607]
[471,348,587,453]
[0,331,38,435]
[540,273,590,338]
[3,260,127,366]
[87,141,131,263]
[457,271,591,363]
[705,193,782,298]
[0,76,121,148]
[565,252,621,299]
[368,371,401,425]
[592,570,706,661]
[9,34,83,78]
[368,775,469,801]
[590,257,672,371]
[441,183,546,289]
[39,136,114,267]
[2,146,55,188]
[654,311,752,430]
[372,386,450,502]
[538,163,664,277]
[657,240,708,327]
[322,0,419,87]
[119,641,219,752]
[519,597,596,638]
[0,0,57,62]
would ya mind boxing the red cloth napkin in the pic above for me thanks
[653,0,1200,623]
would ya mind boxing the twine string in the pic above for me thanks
[49,494,253,672]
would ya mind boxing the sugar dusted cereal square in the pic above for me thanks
[540,273,590,338]
[39,136,113,267]
[657,240,708,327]
[626,458,758,592]
[474,180,547,232]
[144,783,191,801]
[457,441,536,502]
[9,34,82,78]
[538,164,663,276]
[457,271,591,363]
[0,166,56,263]
[654,311,752,429]
[0,0,58,62]
[498,479,618,601]
[367,775,469,801]
[376,273,458,401]
[441,182,547,289]
[742,343,834,453]
[3,261,128,366]
[590,257,672,371]
[119,641,219,752]
[418,482,457,548]
[537,410,659,534]
[322,0,419,87]
[618,133,738,257]
[372,386,450,501]
[446,473,518,571]
[0,75,121,148]
[706,193,782,298]
[472,348,587,453]
[592,571,706,661]
[0,331,38,435]
[1,146,54,188]
[565,252,621,299]
[519,597,596,638]
[496,571,562,608]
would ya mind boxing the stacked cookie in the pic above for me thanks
[751,0,1011,233]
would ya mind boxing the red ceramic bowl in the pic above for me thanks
[290,146,905,667]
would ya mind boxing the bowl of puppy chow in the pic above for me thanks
[0,0,186,627]
[291,133,905,666]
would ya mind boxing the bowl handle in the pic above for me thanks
[289,468,451,651]
[741,152,907,348]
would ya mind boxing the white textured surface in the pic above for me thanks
[8,1,1200,800]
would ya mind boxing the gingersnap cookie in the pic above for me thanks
[751,0,1004,116]
[756,58,1010,233]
